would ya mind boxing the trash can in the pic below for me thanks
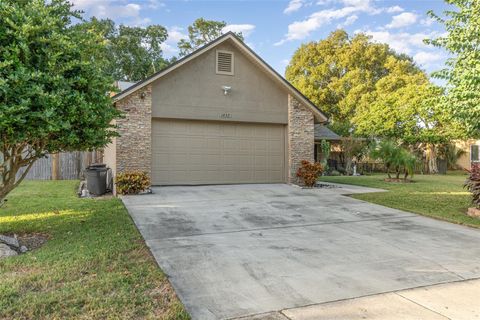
[85,164,108,195]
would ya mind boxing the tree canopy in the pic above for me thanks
[76,17,170,82]
[178,18,244,56]
[286,30,463,144]
[426,0,480,137]
[0,0,120,202]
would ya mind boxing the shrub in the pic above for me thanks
[115,171,150,195]
[296,160,323,187]
[329,170,341,176]
[465,163,480,208]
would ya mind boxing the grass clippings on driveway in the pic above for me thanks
[0,180,190,320]
[320,172,479,228]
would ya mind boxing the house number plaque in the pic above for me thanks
[220,113,232,119]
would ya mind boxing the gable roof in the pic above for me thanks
[314,124,341,141]
[112,32,328,123]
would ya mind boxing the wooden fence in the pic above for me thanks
[16,151,101,180]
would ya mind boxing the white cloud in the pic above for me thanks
[364,30,432,54]
[276,0,405,45]
[413,51,444,65]
[337,14,358,28]
[167,26,187,42]
[147,0,165,9]
[276,5,370,45]
[222,24,256,37]
[386,5,404,13]
[71,0,158,25]
[284,0,305,14]
[421,17,435,26]
[160,26,187,56]
[386,12,418,29]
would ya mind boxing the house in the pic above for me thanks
[104,32,328,187]
[314,124,343,165]
[455,139,480,170]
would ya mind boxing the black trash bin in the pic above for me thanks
[85,164,108,195]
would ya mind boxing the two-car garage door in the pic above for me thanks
[152,119,286,185]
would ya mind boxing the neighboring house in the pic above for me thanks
[314,124,343,165]
[455,139,480,170]
[104,32,328,187]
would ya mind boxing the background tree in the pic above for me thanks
[353,57,462,172]
[0,0,120,203]
[285,30,414,135]
[426,0,480,137]
[178,18,244,56]
[77,17,170,82]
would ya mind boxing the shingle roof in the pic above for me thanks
[314,124,341,140]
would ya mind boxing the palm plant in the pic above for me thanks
[465,163,480,208]
[370,140,417,180]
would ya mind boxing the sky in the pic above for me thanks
[71,0,451,80]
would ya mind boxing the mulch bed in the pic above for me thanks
[15,233,49,251]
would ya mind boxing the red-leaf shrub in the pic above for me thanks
[296,160,323,187]
[465,163,480,208]
[115,171,150,195]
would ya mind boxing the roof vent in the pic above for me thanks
[216,50,234,75]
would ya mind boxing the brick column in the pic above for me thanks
[288,95,314,185]
[115,85,152,180]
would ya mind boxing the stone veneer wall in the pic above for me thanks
[288,95,315,185]
[115,85,152,180]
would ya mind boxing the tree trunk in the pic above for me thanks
[427,144,438,174]
[1,145,37,204]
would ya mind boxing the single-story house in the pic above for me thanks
[104,32,328,187]
[455,139,480,170]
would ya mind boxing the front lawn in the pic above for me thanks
[320,172,479,228]
[0,180,189,320]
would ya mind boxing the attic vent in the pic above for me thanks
[216,50,234,75]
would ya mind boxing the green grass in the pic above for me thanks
[0,180,190,320]
[320,172,480,228]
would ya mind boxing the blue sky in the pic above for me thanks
[72,0,450,79]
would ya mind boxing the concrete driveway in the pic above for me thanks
[122,184,480,320]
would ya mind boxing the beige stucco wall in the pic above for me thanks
[103,123,117,177]
[456,139,480,170]
[151,40,288,124]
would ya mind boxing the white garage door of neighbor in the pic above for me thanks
[152,119,286,185]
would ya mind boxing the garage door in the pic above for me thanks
[152,119,286,185]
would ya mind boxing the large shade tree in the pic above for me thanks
[76,17,170,82]
[178,18,244,56]
[0,0,120,203]
[285,30,414,135]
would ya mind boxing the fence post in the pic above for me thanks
[51,153,60,180]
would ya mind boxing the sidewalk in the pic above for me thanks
[237,278,480,320]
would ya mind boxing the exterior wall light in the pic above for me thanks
[221,86,232,95]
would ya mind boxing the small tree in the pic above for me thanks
[370,140,417,180]
[0,0,120,203]
[341,136,368,175]
[319,140,331,172]
[426,0,480,137]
